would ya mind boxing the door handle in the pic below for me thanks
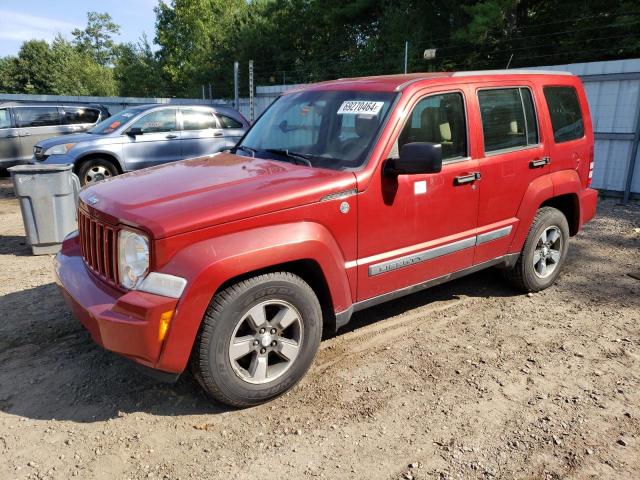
[454,172,481,185]
[213,132,223,137]
[165,134,179,139]
[530,157,550,168]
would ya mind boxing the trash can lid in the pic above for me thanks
[8,164,74,174]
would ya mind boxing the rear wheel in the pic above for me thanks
[77,158,118,186]
[191,272,322,407]
[504,207,570,292]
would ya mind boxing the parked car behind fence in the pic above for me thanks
[0,103,110,169]
[30,104,249,185]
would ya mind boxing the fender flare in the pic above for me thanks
[509,170,581,253]
[155,221,353,373]
[75,150,125,173]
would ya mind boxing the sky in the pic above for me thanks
[0,0,158,57]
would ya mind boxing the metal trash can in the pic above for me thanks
[8,164,81,255]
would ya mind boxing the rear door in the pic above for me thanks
[472,83,551,265]
[0,107,22,165]
[179,107,227,159]
[122,108,181,170]
[13,106,63,160]
[214,112,246,149]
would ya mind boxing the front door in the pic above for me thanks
[179,107,227,159]
[356,88,480,301]
[122,108,181,170]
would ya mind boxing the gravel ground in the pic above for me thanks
[0,176,638,480]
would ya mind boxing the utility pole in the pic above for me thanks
[404,41,408,74]
[208,83,212,100]
[233,61,239,110]
[249,60,255,123]
[202,84,205,100]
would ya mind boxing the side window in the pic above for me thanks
[217,114,243,129]
[0,109,11,129]
[130,109,177,133]
[397,92,467,161]
[478,88,538,154]
[63,107,100,125]
[14,107,61,128]
[182,108,218,130]
[543,86,584,143]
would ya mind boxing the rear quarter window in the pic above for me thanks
[217,114,243,129]
[543,86,584,143]
[64,107,100,125]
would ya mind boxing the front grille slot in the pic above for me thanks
[78,209,118,285]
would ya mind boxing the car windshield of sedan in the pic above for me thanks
[88,107,145,135]
[235,90,397,170]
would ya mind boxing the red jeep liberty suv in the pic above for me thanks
[55,70,598,407]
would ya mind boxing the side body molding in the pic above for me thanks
[155,222,353,373]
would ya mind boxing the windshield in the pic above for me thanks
[88,108,144,134]
[237,90,397,170]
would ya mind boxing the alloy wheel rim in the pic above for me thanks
[532,226,562,279]
[85,165,112,184]
[228,300,303,384]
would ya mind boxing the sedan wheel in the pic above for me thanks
[84,165,113,184]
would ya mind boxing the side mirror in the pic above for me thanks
[127,127,143,136]
[384,142,443,176]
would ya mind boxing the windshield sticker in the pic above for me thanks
[107,121,121,130]
[337,101,384,115]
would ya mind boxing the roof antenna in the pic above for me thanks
[505,54,514,69]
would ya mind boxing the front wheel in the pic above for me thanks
[191,272,323,407]
[77,158,118,186]
[504,206,570,292]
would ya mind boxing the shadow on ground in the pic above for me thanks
[0,235,30,256]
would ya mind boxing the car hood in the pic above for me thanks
[37,133,108,149]
[79,153,357,238]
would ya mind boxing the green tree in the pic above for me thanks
[72,11,121,66]
[114,35,161,97]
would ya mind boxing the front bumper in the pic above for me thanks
[54,232,181,373]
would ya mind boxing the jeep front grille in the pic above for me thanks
[78,208,118,285]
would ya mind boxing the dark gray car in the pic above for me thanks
[0,103,110,169]
[31,104,248,185]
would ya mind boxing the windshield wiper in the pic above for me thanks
[234,145,257,157]
[264,149,313,167]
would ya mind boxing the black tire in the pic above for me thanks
[191,272,323,407]
[77,158,118,186]
[504,206,570,292]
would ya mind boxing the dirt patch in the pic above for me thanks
[0,177,638,479]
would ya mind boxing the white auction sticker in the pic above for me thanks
[337,101,384,115]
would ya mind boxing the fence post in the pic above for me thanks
[623,103,640,204]
[249,60,255,123]
[233,61,239,110]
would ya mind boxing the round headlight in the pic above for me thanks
[118,229,149,289]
